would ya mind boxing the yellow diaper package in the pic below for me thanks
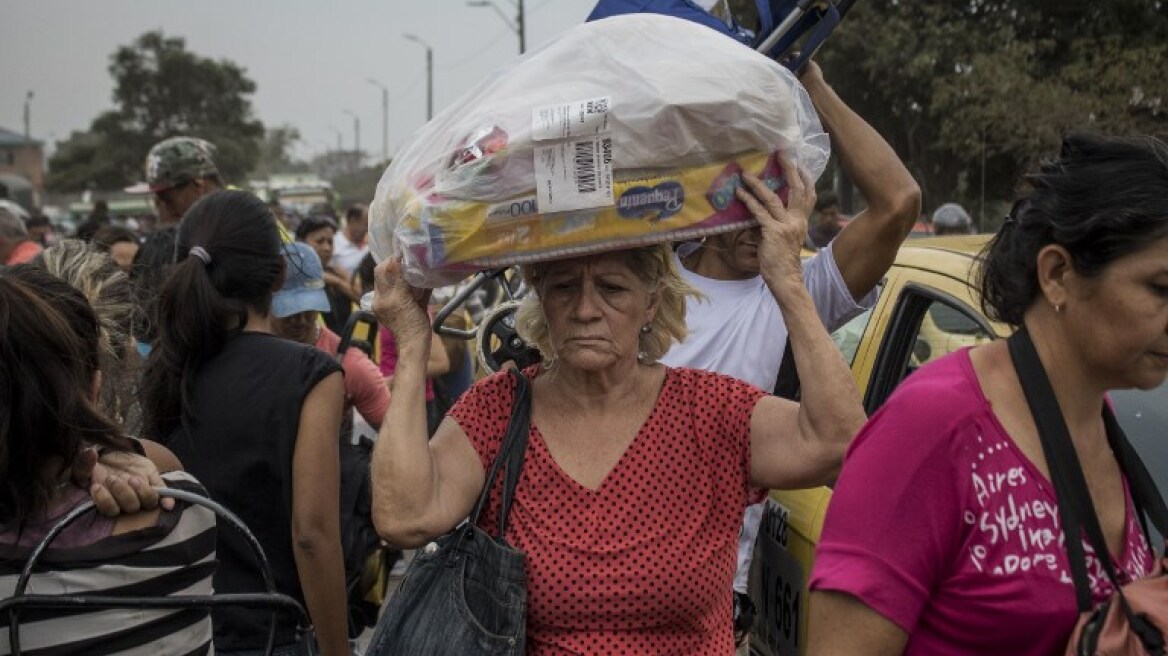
[369,13,829,286]
[396,151,790,279]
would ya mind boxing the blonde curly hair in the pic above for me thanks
[514,243,700,365]
[35,240,140,425]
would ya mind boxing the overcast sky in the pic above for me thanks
[0,0,598,164]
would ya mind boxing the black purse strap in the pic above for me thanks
[468,369,532,541]
[1008,327,1168,612]
[1102,409,1168,542]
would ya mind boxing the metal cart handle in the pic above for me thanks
[2,487,315,656]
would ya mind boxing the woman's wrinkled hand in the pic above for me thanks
[71,448,174,517]
[735,154,816,290]
[372,257,433,349]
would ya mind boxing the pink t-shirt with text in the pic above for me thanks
[810,349,1155,655]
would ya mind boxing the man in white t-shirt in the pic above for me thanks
[660,61,921,648]
[331,203,369,276]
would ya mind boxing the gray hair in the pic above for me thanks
[932,203,973,235]
[0,208,28,240]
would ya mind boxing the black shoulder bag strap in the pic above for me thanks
[467,370,532,543]
[1008,327,1168,615]
[773,337,802,400]
[1103,409,1168,545]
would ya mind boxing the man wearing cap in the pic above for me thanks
[126,137,223,224]
[271,242,389,435]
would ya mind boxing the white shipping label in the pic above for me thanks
[534,136,614,213]
[532,97,612,141]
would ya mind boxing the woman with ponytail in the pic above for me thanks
[143,190,349,656]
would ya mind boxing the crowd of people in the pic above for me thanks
[0,39,1166,656]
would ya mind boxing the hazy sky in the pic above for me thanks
[0,0,599,164]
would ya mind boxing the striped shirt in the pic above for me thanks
[0,471,217,655]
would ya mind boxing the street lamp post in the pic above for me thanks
[366,78,390,163]
[467,0,525,53]
[403,34,434,121]
[23,90,34,142]
[343,109,361,156]
[328,126,343,152]
[979,125,987,232]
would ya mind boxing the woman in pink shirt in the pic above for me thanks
[808,133,1168,654]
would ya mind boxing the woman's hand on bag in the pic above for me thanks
[372,257,433,349]
[735,154,816,292]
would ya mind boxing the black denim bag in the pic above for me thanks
[366,370,531,655]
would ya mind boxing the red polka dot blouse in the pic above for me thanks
[449,366,767,655]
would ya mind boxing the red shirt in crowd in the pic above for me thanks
[450,366,767,655]
[4,240,42,266]
[317,325,389,428]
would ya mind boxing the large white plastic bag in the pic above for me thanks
[369,12,829,287]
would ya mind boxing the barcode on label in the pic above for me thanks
[574,141,598,193]
[586,98,610,115]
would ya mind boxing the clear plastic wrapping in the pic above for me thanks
[369,13,829,286]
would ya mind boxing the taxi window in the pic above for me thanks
[831,307,874,366]
[865,284,995,414]
[912,300,993,369]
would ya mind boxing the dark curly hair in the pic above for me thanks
[978,133,1168,326]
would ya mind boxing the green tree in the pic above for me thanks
[46,129,124,192]
[253,125,310,178]
[48,32,265,192]
[329,162,387,207]
[730,0,1168,224]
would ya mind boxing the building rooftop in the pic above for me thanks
[0,126,42,147]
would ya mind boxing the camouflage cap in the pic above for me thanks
[125,137,219,194]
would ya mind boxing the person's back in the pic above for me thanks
[162,332,338,647]
[0,470,216,656]
[142,190,349,655]
[0,272,215,656]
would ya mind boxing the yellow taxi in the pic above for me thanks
[748,235,1008,656]
[748,233,1168,655]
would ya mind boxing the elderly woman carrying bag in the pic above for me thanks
[367,155,867,654]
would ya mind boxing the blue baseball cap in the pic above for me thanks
[272,242,331,318]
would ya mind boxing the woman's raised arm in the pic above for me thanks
[734,163,865,489]
[369,258,485,547]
